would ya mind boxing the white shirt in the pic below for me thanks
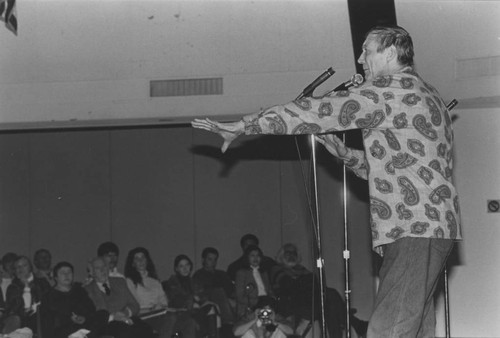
[1,278,12,300]
[109,267,124,278]
[251,266,267,296]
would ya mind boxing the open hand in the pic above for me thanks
[191,118,244,153]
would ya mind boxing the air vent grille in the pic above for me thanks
[150,77,223,97]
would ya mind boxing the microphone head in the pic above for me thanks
[351,73,364,87]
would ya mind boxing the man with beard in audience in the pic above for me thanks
[271,243,367,338]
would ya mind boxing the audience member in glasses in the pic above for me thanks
[85,256,154,338]
[271,243,367,338]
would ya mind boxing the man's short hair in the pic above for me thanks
[97,241,119,257]
[367,25,414,67]
[240,233,259,248]
[202,247,219,259]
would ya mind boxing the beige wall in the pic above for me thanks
[434,107,500,337]
[0,0,355,127]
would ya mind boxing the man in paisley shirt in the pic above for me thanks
[192,26,461,338]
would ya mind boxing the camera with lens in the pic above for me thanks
[257,308,276,331]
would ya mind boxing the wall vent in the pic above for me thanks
[150,77,223,97]
[455,55,500,79]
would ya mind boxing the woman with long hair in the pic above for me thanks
[124,247,168,313]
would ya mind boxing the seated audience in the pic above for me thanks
[4,256,51,335]
[41,261,108,338]
[85,256,154,338]
[235,245,274,321]
[271,243,367,338]
[163,254,218,338]
[33,249,55,287]
[233,296,292,338]
[193,247,235,334]
[97,241,124,278]
[227,234,276,283]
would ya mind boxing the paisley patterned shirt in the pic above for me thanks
[242,68,461,249]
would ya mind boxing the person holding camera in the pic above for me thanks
[233,296,292,338]
[234,245,274,320]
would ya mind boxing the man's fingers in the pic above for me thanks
[192,119,218,132]
[331,134,343,143]
[314,135,325,144]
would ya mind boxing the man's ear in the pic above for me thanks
[385,45,398,62]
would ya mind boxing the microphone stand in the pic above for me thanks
[297,71,363,338]
[340,132,352,338]
[307,132,350,338]
[309,134,328,338]
[444,98,458,338]
[294,68,335,338]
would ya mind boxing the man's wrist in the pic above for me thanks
[237,119,246,134]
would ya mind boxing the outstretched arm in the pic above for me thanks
[191,118,245,153]
[316,134,368,180]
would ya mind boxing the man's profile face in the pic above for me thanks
[92,259,109,283]
[358,34,391,81]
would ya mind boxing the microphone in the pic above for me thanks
[332,73,364,92]
[296,67,335,100]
